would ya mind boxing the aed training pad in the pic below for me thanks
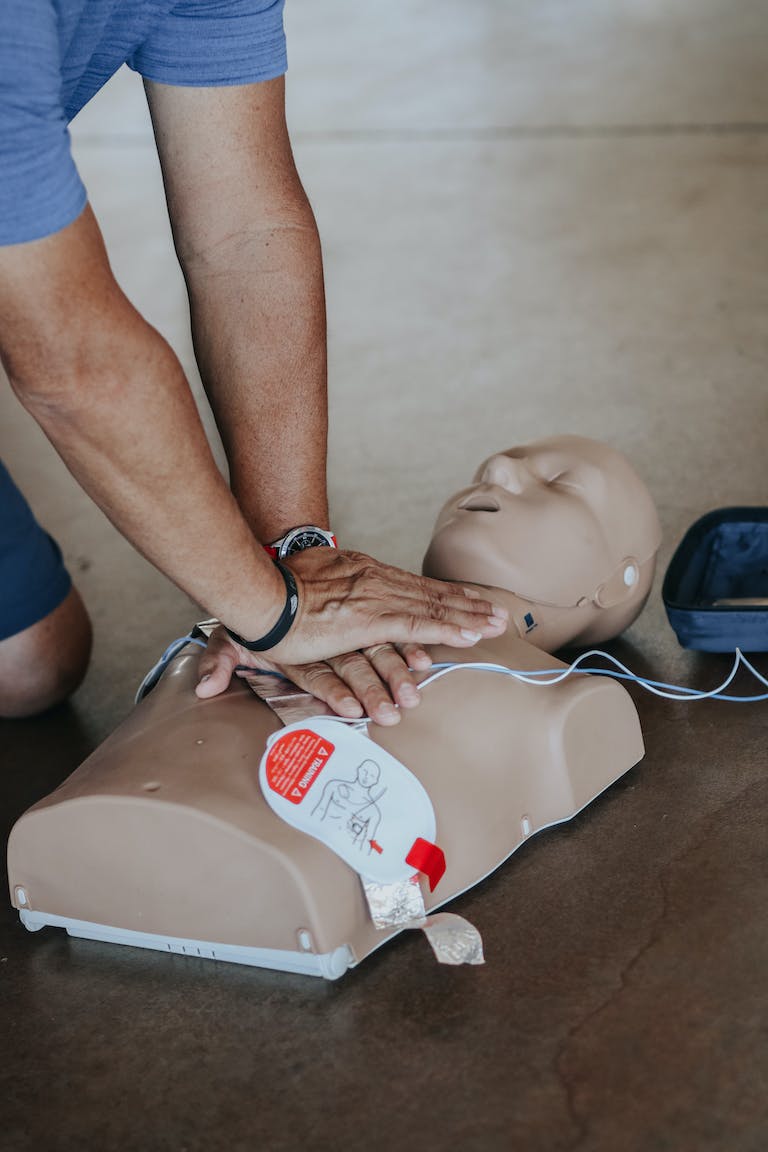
[663,508,768,651]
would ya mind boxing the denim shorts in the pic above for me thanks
[0,459,71,641]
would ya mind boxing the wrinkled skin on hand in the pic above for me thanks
[198,547,508,724]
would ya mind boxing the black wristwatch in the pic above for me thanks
[264,525,337,560]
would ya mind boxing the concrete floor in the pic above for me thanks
[2,1,768,1148]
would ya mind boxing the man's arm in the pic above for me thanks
[0,205,286,640]
[144,76,326,544]
[141,76,506,717]
[0,207,506,685]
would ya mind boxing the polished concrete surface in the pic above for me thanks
[2,2,768,1149]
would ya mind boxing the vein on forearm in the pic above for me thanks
[182,217,329,542]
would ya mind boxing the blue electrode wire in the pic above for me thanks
[137,636,768,705]
[135,633,207,703]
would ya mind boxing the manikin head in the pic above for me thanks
[422,435,662,650]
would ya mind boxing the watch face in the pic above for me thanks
[280,528,335,557]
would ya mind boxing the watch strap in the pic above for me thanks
[224,562,299,653]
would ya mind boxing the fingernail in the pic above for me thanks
[377,705,401,725]
[408,650,428,666]
[198,674,211,684]
[487,615,506,629]
[463,588,482,599]
[400,687,420,706]
[342,696,363,715]
[460,629,482,642]
[491,604,509,620]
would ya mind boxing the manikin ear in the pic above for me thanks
[587,557,641,610]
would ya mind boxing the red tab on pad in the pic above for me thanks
[406,837,446,892]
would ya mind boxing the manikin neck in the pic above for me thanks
[466,584,596,653]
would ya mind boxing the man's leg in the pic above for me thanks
[0,585,91,718]
[0,459,91,718]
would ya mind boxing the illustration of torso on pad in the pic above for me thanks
[312,759,385,853]
[7,435,662,977]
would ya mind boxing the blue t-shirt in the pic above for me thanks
[0,0,287,246]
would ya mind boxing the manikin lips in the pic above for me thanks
[458,492,500,513]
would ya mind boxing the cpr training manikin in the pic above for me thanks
[7,436,662,978]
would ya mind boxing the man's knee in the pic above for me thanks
[0,586,92,719]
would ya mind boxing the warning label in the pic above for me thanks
[264,728,335,805]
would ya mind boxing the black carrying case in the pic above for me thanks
[663,508,768,652]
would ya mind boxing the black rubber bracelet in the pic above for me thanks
[224,562,299,652]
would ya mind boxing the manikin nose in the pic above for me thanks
[480,454,532,494]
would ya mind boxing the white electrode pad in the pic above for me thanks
[259,718,442,887]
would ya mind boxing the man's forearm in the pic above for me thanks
[143,76,329,544]
[182,200,329,544]
[0,210,285,640]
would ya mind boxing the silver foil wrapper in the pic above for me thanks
[421,913,485,966]
[363,878,485,967]
[362,875,427,929]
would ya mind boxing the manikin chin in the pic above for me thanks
[8,435,662,979]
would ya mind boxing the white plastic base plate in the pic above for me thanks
[18,910,354,980]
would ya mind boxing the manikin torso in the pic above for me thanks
[7,436,662,977]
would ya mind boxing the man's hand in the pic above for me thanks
[195,547,508,722]
[271,548,508,663]
[196,627,431,726]
[272,550,506,663]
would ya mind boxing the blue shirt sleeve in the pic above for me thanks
[0,1,87,246]
[128,0,287,88]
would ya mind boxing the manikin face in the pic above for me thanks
[422,436,661,607]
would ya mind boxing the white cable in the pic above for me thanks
[416,648,762,702]
[735,650,768,691]
[137,635,767,711]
